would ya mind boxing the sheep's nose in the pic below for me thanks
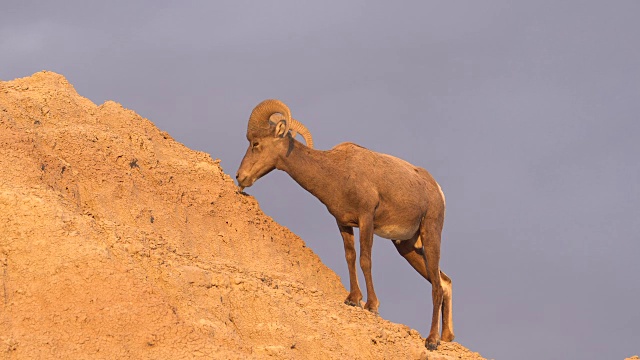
[235,172,245,184]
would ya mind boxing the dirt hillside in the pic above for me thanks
[0,71,486,360]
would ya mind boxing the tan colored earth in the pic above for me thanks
[0,71,487,359]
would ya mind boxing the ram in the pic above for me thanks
[235,99,454,350]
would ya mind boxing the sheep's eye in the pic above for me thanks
[252,142,259,148]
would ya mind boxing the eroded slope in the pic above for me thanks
[0,71,485,360]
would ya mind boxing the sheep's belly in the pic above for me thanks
[374,224,417,240]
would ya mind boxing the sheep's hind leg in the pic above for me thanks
[392,237,454,342]
[421,222,444,350]
[440,271,454,341]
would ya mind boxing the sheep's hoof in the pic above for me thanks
[364,301,379,315]
[425,338,441,351]
[344,300,362,308]
[441,331,455,342]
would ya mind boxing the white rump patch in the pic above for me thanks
[436,181,445,206]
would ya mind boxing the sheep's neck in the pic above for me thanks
[277,140,339,206]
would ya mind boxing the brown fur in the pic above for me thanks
[236,123,454,350]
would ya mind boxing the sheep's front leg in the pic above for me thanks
[359,216,379,314]
[338,224,362,308]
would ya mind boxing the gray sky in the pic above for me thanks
[2,1,639,358]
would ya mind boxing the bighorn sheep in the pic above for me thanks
[235,99,454,350]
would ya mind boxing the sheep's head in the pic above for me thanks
[236,99,313,191]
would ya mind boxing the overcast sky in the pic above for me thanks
[2,1,639,359]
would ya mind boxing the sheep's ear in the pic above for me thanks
[274,120,287,138]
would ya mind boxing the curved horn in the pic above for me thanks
[289,118,314,148]
[248,99,291,136]
[268,114,314,148]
